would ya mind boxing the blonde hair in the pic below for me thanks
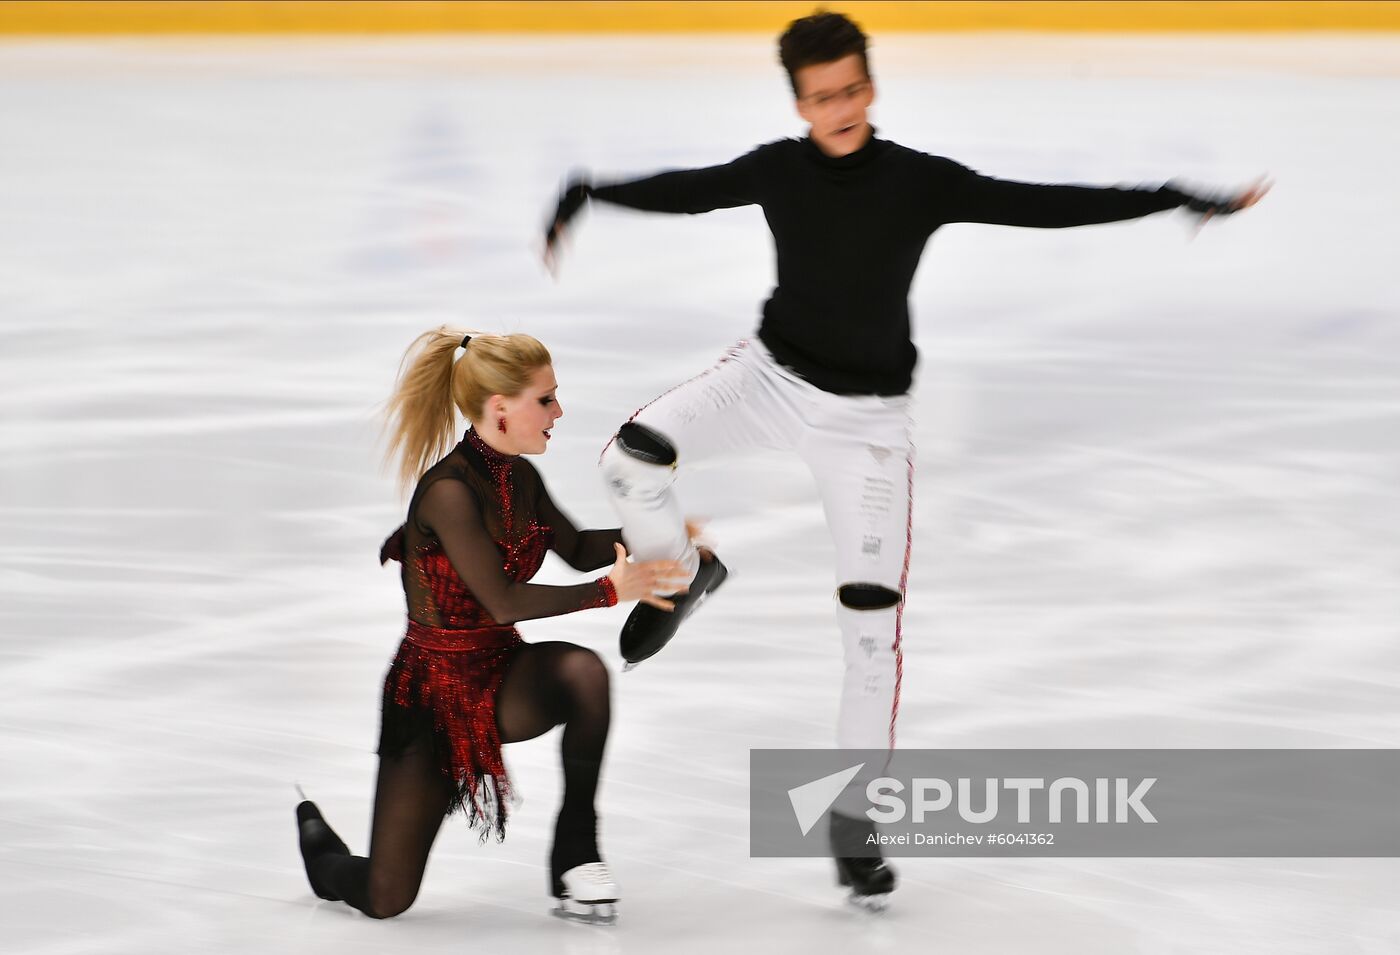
[383,327,552,494]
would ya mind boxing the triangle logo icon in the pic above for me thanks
[787,763,866,837]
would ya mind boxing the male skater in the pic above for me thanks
[545,10,1267,908]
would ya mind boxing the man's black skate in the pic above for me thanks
[296,798,350,901]
[830,811,897,911]
[619,548,727,668]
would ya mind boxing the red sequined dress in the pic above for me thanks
[377,428,621,839]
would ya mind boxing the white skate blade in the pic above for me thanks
[552,899,618,925]
[846,891,891,913]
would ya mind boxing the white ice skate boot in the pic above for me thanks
[551,862,619,925]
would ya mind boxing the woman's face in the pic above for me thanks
[492,364,563,455]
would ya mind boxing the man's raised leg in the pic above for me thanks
[599,342,792,665]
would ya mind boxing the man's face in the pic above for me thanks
[793,53,875,158]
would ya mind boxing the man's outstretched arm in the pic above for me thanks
[544,148,766,262]
[932,158,1268,229]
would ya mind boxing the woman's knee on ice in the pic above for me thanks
[366,870,423,919]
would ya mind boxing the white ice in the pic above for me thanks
[2,33,1399,955]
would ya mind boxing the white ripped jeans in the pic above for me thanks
[600,339,914,750]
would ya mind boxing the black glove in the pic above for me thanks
[546,178,592,248]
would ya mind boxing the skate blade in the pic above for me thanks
[846,891,891,913]
[552,899,618,925]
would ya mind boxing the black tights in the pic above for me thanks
[305,642,610,919]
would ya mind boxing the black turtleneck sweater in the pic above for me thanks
[589,133,1197,396]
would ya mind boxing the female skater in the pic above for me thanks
[294,329,688,922]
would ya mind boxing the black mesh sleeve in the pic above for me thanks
[416,478,614,624]
[535,482,624,572]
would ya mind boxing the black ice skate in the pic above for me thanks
[830,811,897,912]
[619,547,727,669]
[295,790,350,902]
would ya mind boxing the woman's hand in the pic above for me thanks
[607,543,691,611]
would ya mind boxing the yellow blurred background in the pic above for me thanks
[2,0,1399,35]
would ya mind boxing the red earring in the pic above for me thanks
[497,417,507,434]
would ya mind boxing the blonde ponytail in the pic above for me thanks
[383,327,552,494]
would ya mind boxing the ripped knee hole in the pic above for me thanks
[837,583,901,610]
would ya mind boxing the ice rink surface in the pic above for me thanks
[2,32,1399,954]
